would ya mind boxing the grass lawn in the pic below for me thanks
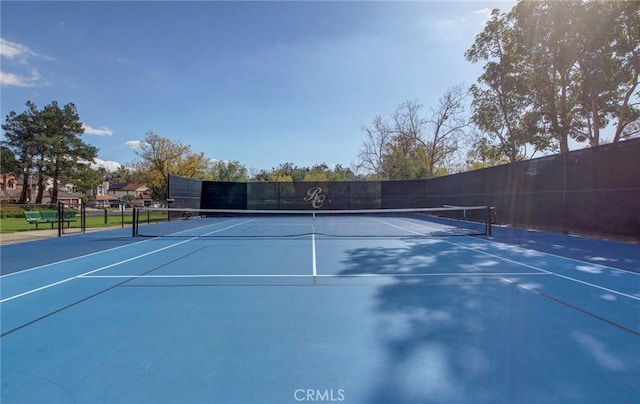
[0,210,168,233]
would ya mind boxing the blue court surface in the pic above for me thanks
[1,215,639,403]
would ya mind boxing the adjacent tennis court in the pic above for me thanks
[1,209,639,403]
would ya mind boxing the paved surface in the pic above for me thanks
[0,230,60,245]
[1,218,639,403]
[0,227,125,246]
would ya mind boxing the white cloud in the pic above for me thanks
[0,37,38,60]
[92,159,122,172]
[420,6,510,44]
[0,38,53,87]
[124,140,144,149]
[473,8,492,19]
[83,124,113,136]
[0,37,53,62]
[0,69,48,87]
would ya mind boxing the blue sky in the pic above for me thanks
[1,1,516,173]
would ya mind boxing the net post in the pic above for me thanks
[81,201,86,233]
[486,206,493,236]
[132,207,138,237]
[57,202,63,237]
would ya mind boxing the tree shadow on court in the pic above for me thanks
[337,238,638,403]
[490,227,639,273]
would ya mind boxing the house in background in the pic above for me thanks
[87,182,152,208]
[52,182,84,206]
[107,183,149,199]
[0,173,22,201]
[108,183,153,206]
[88,194,121,208]
[0,172,82,205]
[1,174,151,207]
[51,190,84,206]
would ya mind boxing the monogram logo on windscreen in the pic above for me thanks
[304,186,326,208]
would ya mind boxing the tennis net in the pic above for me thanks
[132,206,493,238]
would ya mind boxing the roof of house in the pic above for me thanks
[109,183,146,191]
[90,194,121,201]
[136,192,153,200]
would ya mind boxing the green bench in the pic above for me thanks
[62,210,78,225]
[24,210,78,229]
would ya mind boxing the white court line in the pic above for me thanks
[0,220,254,303]
[370,217,640,302]
[0,217,239,279]
[1,237,155,279]
[471,233,640,276]
[311,232,317,277]
[79,272,549,279]
[443,241,640,302]
[387,215,639,276]
[372,217,444,233]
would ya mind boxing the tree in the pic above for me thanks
[609,0,640,142]
[0,146,20,176]
[207,160,249,182]
[355,116,395,180]
[2,101,41,203]
[2,101,97,203]
[510,1,584,153]
[621,117,640,139]
[465,134,512,169]
[250,162,359,182]
[252,163,296,182]
[476,1,640,152]
[465,9,551,163]
[69,165,103,195]
[388,100,430,179]
[109,165,135,183]
[301,163,358,182]
[356,89,470,180]
[356,105,427,180]
[39,101,97,203]
[327,164,359,182]
[417,86,471,178]
[572,1,616,146]
[133,131,208,201]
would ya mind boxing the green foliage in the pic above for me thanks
[132,131,209,201]
[207,160,249,182]
[2,101,97,203]
[0,146,20,175]
[356,91,470,180]
[0,202,26,219]
[39,102,97,201]
[467,0,640,157]
[2,101,40,203]
[251,162,359,183]
[4,1,637,208]
[0,203,169,233]
[108,166,135,183]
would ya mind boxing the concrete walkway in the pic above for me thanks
[0,226,126,246]
[0,229,67,246]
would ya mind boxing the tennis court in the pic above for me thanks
[1,208,639,403]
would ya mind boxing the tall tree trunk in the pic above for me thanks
[19,171,30,204]
[35,170,45,204]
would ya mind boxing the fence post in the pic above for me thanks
[132,207,138,237]
[57,202,63,237]
[81,201,86,233]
